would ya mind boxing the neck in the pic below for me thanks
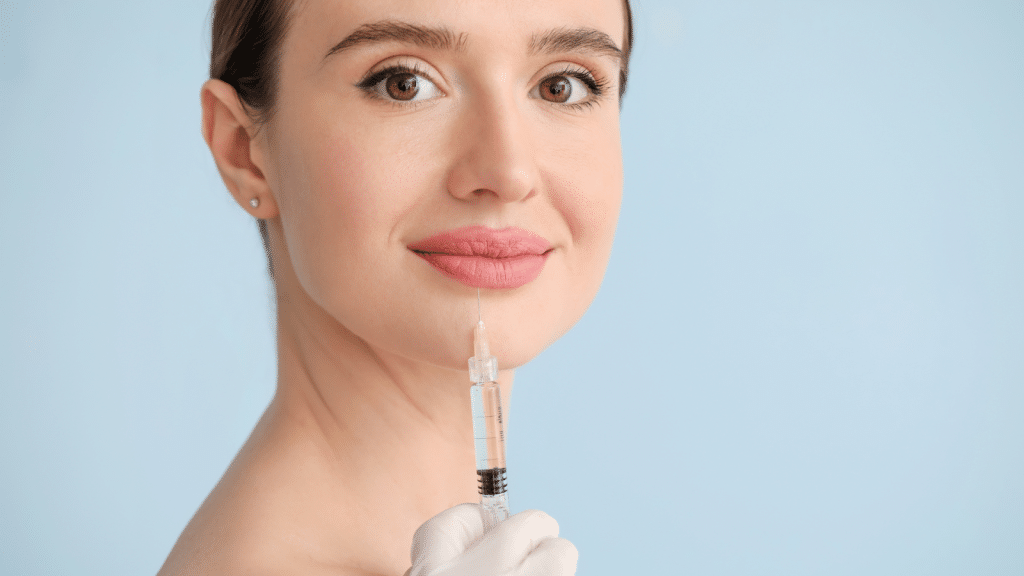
[250,258,514,572]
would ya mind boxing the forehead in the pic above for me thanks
[284,0,626,62]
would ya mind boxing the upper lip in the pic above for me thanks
[408,226,553,258]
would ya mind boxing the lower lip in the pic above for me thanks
[413,252,549,289]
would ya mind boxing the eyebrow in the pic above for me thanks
[324,21,468,59]
[323,21,623,67]
[528,26,624,66]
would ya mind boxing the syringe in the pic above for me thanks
[468,290,510,532]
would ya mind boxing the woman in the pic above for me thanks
[160,0,633,573]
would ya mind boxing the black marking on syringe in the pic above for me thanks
[477,467,508,495]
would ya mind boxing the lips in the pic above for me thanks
[408,226,553,289]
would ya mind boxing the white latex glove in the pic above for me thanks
[406,504,578,576]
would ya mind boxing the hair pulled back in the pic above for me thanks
[209,0,634,274]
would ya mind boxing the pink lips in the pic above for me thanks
[408,226,553,289]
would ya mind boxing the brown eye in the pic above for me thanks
[386,73,419,101]
[359,66,442,103]
[539,76,572,103]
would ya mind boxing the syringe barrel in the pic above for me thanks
[471,380,509,530]
[470,381,506,471]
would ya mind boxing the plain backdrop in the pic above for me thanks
[1,0,1022,574]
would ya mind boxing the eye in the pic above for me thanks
[530,68,608,107]
[358,65,443,103]
[538,75,583,103]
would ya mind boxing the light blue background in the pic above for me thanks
[1,0,1022,574]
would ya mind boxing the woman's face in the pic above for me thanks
[258,0,625,370]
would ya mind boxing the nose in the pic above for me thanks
[445,94,539,204]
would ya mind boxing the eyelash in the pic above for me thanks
[355,63,610,110]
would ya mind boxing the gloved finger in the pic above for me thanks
[452,509,561,574]
[410,503,485,573]
[514,536,578,576]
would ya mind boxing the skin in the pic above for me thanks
[160,0,625,574]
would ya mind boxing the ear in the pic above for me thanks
[200,78,280,219]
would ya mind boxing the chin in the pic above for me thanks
[481,305,584,370]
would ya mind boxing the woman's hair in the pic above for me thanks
[209,0,635,276]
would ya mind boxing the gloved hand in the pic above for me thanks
[406,504,578,576]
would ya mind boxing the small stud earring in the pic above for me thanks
[250,198,260,208]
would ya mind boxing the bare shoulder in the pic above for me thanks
[156,507,362,576]
[155,456,392,576]
[156,460,314,575]
[155,495,275,576]
[156,486,345,576]
[158,506,408,576]
[157,407,410,576]
[159,526,399,576]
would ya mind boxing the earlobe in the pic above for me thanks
[200,78,280,219]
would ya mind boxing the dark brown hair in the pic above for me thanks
[209,0,635,275]
[210,0,294,126]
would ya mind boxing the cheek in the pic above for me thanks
[313,120,446,228]
[555,126,623,278]
[279,116,450,321]
[524,121,621,357]
[274,122,396,313]
[319,139,378,227]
